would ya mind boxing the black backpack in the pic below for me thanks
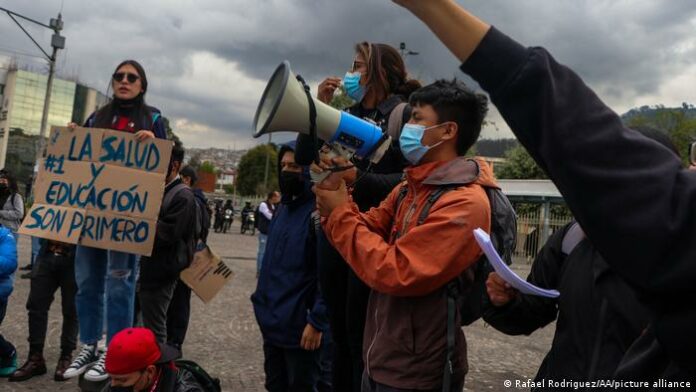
[193,196,211,243]
[392,165,517,391]
[393,178,517,325]
[175,360,221,392]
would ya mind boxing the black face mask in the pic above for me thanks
[279,171,304,198]
[0,183,7,192]
[110,371,146,392]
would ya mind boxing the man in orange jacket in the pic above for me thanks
[314,79,496,391]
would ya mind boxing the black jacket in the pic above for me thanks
[483,223,650,388]
[102,365,203,392]
[140,178,196,289]
[461,27,696,376]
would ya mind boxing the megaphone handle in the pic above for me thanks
[295,74,320,165]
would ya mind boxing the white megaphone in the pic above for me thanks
[253,61,391,182]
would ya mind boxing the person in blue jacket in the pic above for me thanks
[0,225,18,376]
[251,142,329,391]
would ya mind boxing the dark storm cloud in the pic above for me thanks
[2,0,695,147]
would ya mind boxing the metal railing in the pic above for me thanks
[513,209,573,264]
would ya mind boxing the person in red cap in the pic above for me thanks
[103,328,203,392]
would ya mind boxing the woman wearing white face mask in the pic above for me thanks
[295,42,421,392]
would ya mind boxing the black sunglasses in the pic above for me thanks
[112,72,140,84]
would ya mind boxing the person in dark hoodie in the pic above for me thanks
[482,125,675,389]
[251,142,329,391]
[392,0,695,383]
[165,165,210,352]
[139,144,196,344]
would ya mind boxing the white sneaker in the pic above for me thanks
[62,344,98,379]
[84,350,108,382]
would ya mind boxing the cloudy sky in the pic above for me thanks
[1,0,695,149]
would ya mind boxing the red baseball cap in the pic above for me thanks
[105,328,181,375]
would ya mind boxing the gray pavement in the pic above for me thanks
[1,221,554,391]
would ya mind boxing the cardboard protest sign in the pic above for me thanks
[20,204,85,244]
[19,126,172,256]
[180,246,234,303]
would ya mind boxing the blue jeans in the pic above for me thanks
[257,233,268,273]
[74,246,138,345]
[30,235,41,266]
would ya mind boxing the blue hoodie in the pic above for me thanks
[251,142,328,348]
[0,226,18,300]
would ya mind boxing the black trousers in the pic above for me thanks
[317,230,370,392]
[139,279,178,343]
[27,252,78,356]
[263,342,321,392]
[166,279,192,347]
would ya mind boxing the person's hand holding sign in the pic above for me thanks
[135,130,155,141]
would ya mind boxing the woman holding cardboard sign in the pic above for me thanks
[63,60,167,383]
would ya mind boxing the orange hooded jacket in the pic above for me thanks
[322,157,497,389]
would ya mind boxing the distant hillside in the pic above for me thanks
[474,138,519,158]
[621,103,696,164]
[622,103,696,123]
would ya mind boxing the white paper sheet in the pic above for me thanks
[473,228,560,298]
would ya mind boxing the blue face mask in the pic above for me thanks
[399,123,445,165]
[343,71,366,102]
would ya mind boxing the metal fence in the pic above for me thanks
[513,208,573,264]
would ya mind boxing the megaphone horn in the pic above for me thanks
[253,61,391,163]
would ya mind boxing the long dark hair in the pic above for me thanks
[355,42,421,101]
[93,60,153,130]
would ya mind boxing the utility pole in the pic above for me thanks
[1,7,65,188]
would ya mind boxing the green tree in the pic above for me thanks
[235,144,278,196]
[223,184,235,194]
[199,161,216,174]
[496,145,547,179]
[625,108,696,166]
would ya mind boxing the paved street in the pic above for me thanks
[2,221,554,391]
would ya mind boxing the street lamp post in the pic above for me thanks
[0,7,65,177]
[36,15,65,167]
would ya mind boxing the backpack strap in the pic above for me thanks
[417,186,456,225]
[391,183,460,391]
[561,221,585,256]
[386,102,409,140]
